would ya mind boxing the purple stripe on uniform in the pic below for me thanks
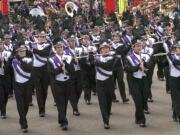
[12,60,30,79]
[171,54,180,71]
[34,54,47,64]
[96,68,112,78]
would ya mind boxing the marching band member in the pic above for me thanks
[167,41,180,124]
[121,30,132,47]
[79,35,96,105]
[163,26,174,93]
[0,39,11,119]
[141,37,155,102]
[32,31,52,117]
[3,34,14,52]
[125,40,153,127]
[95,42,114,129]
[111,31,130,103]
[155,22,166,81]
[48,41,75,130]
[64,36,82,116]
[3,34,14,98]
[12,45,33,133]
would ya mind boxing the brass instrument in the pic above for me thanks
[65,1,79,17]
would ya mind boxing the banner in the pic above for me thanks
[118,0,128,14]
[105,0,116,16]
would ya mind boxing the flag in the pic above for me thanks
[105,0,116,16]
[1,0,8,15]
[118,0,128,14]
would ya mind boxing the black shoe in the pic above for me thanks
[123,98,129,103]
[1,115,7,119]
[39,113,45,117]
[178,117,180,125]
[112,99,119,103]
[144,110,150,114]
[148,98,154,103]
[62,125,68,130]
[22,128,28,133]
[104,123,110,129]
[135,120,141,124]
[73,111,80,116]
[86,100,91,105]
[173,117,178,122]
[167,91,171,94]
[29,102,33,106]
[159,77,165,81]
[8,94,13,98]
[139,122,146,128]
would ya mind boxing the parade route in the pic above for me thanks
[0,69,179,135]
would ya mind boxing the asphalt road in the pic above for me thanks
[0,70,180,135]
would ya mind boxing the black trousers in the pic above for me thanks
[49,74,56,104]
[54,80,71,126]
[8,68,14,96]
[14,81,32,129]
[69,71,82,112]
[157,58,165,79]
[146,64,155,99]
[113,68,127,101]
[127,73,133,95]
[0,76,9,116]
[130,77,148,123]
[29,76,35,104]
[170,76,180,118]
[164,66,170,92]
[96,77,113,124]
[81,66,96,101]
[33,65,49,114]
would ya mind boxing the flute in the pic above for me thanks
[76,52,115,59]
[154,52,180,57]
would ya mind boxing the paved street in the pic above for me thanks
[0,69,180,135]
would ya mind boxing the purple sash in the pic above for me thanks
[65,48,74,56]
[130,53,140,66]
[52,55,62,68]
[122,35,131,45]
[34,54,47,64]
